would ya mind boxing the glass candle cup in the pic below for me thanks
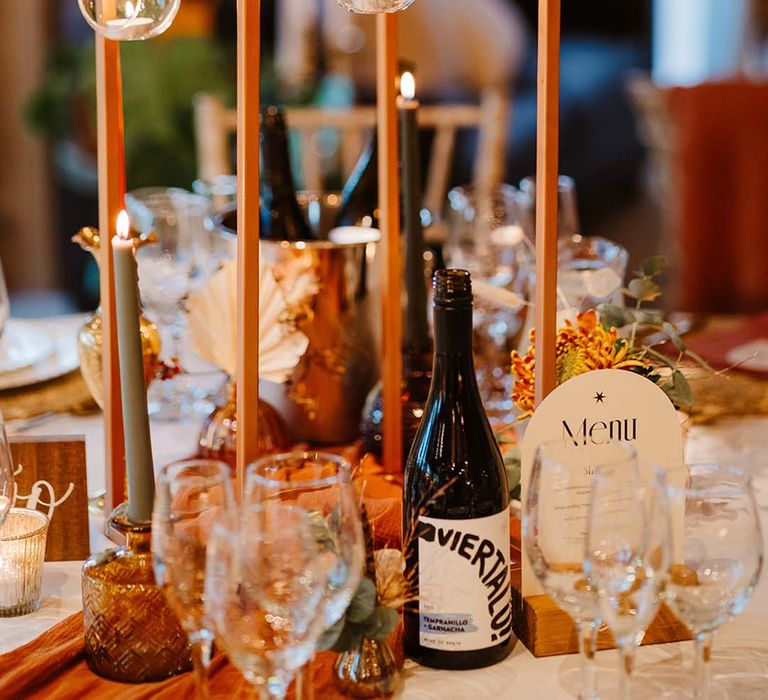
[0,509,49,617]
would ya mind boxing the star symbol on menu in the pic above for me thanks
[594,391,606,404]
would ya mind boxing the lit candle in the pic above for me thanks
[112,210,155,523]
[397,71,430,350]
[105,1,154,40]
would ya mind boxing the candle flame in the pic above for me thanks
[116,210,131,241]
[400,71,416,101]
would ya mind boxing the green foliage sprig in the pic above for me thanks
[598,256,714,408]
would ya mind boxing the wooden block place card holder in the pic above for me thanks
[9,436,90,562]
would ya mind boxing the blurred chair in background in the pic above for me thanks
[193,95,508,217]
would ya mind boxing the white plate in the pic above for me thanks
[0,328,79,391]
[0,321,54,375]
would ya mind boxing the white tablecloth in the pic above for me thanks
[2,318,767,698]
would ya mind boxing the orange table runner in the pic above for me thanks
[0,612,356,699]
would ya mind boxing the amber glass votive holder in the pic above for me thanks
[0,508,49,617]
[82,503,192,683]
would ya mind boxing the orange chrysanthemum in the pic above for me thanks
[510,309,652,417]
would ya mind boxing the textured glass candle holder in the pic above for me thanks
[335,0,415,12]
[0,509,49,617]
[82,504,192,682]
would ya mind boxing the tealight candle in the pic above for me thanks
[105,16,154,40]
[0,509,48,617]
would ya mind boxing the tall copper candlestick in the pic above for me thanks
[235,0,262,496]
[95,34,127,512]
[534,0,561,405]
[376,13,403,473]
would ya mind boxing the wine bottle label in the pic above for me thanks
[417,508,511,651]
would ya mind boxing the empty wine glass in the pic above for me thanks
[445,185,533,425]
[586,464,671,699]
[127,187,212,421]
[524,440,638,700]
[152,459,235,699]
[663,463,764,700]
[205,502,336,699]
[245,452,365,699]
[0,409,15,527]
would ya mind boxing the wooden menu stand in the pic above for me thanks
[513,0,691,656]
[510,564,691,657]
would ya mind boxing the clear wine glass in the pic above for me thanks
[663,463,764,700]
[204,502,336,699]
[0,408,15,527]
[245,452,365,699]
[444,184,533,426]
[126,187,211,421]
[524,440,639,700]
[152,458,235,699]
[586,463,671,699]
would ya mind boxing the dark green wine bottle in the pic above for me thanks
[403,269,514,670]
[260,106,316,241]
[333,131,379,229]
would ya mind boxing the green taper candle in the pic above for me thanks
[112,210,155,523]
[398,71,430,350]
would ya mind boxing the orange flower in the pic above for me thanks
[510,310,651,417]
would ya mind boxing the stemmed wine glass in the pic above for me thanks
[205,502,337,699]
[127,188,210,421]
[585,463,671,699]
[152,458,235,698]
[524,440,638,700]
[0,408,15,527]
[245,452,365,699]
[663,463,764,700]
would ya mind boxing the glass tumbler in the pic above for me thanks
[0,509,49,617]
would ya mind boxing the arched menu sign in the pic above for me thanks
[521,369,684,596]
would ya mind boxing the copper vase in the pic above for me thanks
[82,504,192,682]
[333,637,402,698]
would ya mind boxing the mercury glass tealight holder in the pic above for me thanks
[78,0,181,41]
[0,509,49,617]
[82,503,191,682]
[335,0,415,13]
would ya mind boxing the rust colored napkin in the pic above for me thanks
[666,81,768,312]
[0,613,357,699]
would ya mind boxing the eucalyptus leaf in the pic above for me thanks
[634,310,664,326]
[362,607,401,640]
[598,303,635,329]
[317,616,346,651]
[346,577,377,623]
[665,370,694,407]
[330,622,365,653]
[638,256,669,278]
[626,278,662,303]
[663,321,686,353]
[504,449,521,496]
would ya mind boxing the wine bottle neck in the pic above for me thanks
[433,305,474,363]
